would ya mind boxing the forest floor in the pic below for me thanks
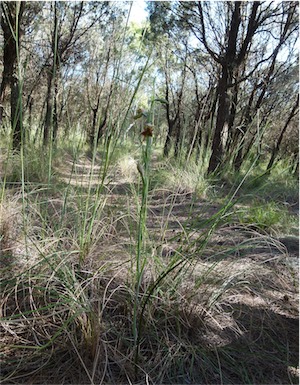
[0,147,299,384]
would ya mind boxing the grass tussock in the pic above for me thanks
[0,195,23,269]
[236,200,298,235]
[152,160,210,198]
[117,154,139,183]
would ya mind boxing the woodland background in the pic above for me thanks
[0,1,298,173]
[0,2,299,384]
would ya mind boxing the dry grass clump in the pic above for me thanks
[0,148,298,385]
[1,239,298,384]
[116,155,138,183]
[155,162,210,198]
[0,195,24,268]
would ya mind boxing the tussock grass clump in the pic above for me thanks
[237,200,297,235]
[0,195,23,269]
[1,147,59,186]
[153,161,210,197]
[117,154,138,183]
[1,226,298,384]
[221,161,299,208]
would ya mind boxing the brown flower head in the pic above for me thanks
[141,124,153,139]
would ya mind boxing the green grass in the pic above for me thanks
[0,146,58,187]
[236,200,297,235]
[221,159,299,205]
[213,159,298,236]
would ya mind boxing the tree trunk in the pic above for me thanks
[11,73,22,149]
[96,114,107,145]
[208,67,229,173]
[43,68,54,145]
[163,78,175,157]
[266,96,299,171]
[27,96,33,130]
[43,2,59,146]
[52,76,59,143]
[0,2,24,150]
[163,120,175,157]
[174,119,182,159]
[89,107,98,148]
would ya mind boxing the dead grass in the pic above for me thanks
[0,150,298,384]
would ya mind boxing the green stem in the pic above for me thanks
[133,135,152,375]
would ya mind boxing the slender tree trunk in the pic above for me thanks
[11,73,22,149]
[43,68,53,145]
[96,82,114,146]
[188,105,202,163]
[174,120,182,159]
[43,2,59,146]
[89,108,98,148]
[163,79,175,157]
[208,67,229,173]
[27,96,33,130]
[0,2,24,150]
[0,6,12,127]
[96,114,108,145]
[225,78,239,153]
[163,120,175,157]
[266,96,299,171]
[52,76,59,143]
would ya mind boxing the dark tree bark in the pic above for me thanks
[43,2,59,145]
[162,46,187,158]
[163,76,181,157]
[27,96,33,130]
[88,81,113,148]
[44,65,55,145]
[0,1,25,150]
[163,83,177,158]
[208,65,230,173]
[204,1,260,173]
[266,96,299,171]
[174,65,187,159]
[163,67,174,157]
[174,117,182,159]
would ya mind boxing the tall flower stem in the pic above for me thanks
[133,128,153,375]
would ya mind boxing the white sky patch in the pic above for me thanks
[128,0,148,24]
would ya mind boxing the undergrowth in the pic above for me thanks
[0,141,298,384]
